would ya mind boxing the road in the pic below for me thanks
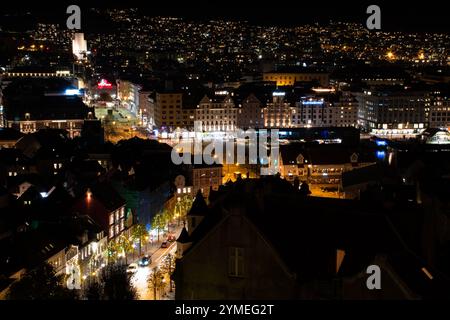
[130,227,180,300]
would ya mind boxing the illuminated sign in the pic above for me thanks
[375,140,387,147]
[64,89,81,96]
[272,92,285,97]
[215,90,228,96]
[302,101,324,105]
[97,79,113,89]
[312,88,335,93]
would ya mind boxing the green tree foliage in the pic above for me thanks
[151,212,166,242]
[131,223,148,256]
[116,234,134,264]
[160,253,176,292]
[147,267,166,300]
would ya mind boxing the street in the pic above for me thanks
[130,226,181,300]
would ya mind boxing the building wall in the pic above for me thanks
[355,90,429,133]
[7,120,84,138]
[263,72,329,87]
[430,97,450,128]
[293,102,358,128]
[154,92,183,129]
[175,214,296,299]
[263,97,294,128]
[181,108,196,129]
[237,95,263,129]
[108,206,126,239]
[138,91,153,128]
[195,96,237,132]
[190,166,222,198]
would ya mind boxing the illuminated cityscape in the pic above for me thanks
[0,2,450,306]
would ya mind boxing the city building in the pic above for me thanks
[2,79,90,138]
[195,94,238,132]
[72,183,127,240]
[355,87,430,134]
[174,177,441,299]
[149,91,184,130]
[429,92,450,129]
[278,144,376,185]
[294,93,358,128]
[263,92,295,128]
[263,69,329,87]
[72,33,88,60]
[183,163,223,198]
[236,94,264,129]
[138,89,152,128]
[116,79,142,115]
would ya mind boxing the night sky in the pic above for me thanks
[0,0,449,32]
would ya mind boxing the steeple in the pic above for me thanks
[176,227,192,258]
[187,190,208,235]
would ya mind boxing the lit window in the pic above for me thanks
[109,214,114,225]
[177,188,181,194]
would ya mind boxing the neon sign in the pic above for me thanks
[302,101,323,105]
[97,79,113,89]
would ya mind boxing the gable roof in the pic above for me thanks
[187,190,208,217]
[177,177,450,297]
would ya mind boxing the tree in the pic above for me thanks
[106,239,121,264]
[161,208,173,234]
[101,264,138,300]
[132,223,149,256]
[174,195,193,225]
[160,254,176,292]
[84,280,102,300]
[147,267,165,300]
[7,263,76,300]
[116,234,134,264]
[151,212,166,242]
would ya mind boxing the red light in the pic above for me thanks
[97,79,113,89]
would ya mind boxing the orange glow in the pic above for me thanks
[86,188,92,200]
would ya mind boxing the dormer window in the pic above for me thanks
[25,113,30,120]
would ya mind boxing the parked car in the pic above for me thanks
[138,256,151,267]
[160,241,168,248]
[126,263,138,274]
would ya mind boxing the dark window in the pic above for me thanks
[229,247,244,277]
